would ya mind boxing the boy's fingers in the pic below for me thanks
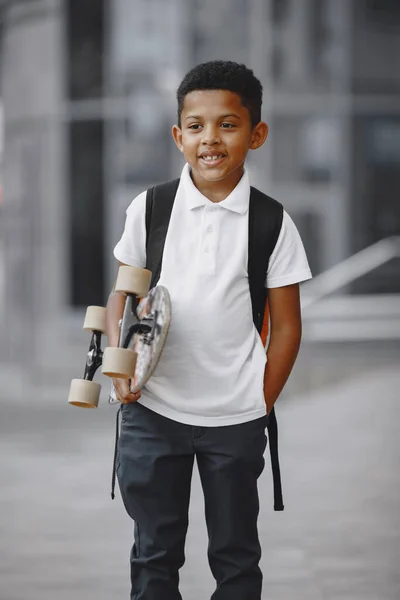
[122,391,142,404]
[113,379,141,404]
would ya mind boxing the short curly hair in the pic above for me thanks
[176,60,263,127]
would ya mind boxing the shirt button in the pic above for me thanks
[204,246,210,253]
[207,225,213,233]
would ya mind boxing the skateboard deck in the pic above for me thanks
[109,285,171,403]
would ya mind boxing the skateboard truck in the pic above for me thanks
[83,331,104,381]
[119,294,153,349]
[68,306,108,408]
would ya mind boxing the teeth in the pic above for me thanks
[203,155,223,161]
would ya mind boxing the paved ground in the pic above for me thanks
[0,364,399,600]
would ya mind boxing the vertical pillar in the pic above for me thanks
[248,0,274,189]
[0,0,66,378]
[321,0,353,269]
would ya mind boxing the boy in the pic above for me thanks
[106,61,311,600]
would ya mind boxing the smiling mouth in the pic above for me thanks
[199,154,226,165]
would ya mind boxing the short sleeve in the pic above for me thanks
[266,210,312,288]
[113,191,147,268]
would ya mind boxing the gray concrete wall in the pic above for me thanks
[1,0,399,385]
[0,0,67,376]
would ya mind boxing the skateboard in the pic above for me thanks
[67,266,171,408]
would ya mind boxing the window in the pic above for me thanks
[366,0,400,28]
[69,121,105,306]
[352,116,400,293]
[271,0,289,24]
[67,0,106,306]
[67,0,105,100]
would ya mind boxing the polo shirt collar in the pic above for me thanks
[180,163,249,215]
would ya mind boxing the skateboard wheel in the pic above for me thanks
[83,306,107,334]
[102,347,137,379]
[115,266,151,297]
[68,379,101,408]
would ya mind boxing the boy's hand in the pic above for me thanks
[113,378,142,404]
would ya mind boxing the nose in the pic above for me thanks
[201,125,220,145]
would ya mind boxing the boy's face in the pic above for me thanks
[172,90,268,197]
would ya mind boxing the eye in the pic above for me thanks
[188,124,202,130]
[221,123,236,129]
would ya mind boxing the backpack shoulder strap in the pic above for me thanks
[248,186,284,512]
[248,186,284,331]
[145,178,180,288]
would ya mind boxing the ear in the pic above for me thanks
[172,125,184,152]
[250,121,269,150]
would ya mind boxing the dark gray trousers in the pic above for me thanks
[117,401,268,600]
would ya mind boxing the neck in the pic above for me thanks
[190,165,245,203]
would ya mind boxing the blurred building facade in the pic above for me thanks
[0,0,399,377]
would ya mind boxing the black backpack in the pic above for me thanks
[145,179,284,511]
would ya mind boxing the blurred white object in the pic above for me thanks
[109,381,119,405]
[0,99,3,159]
[0,100,3,315]
[301,237,400,341]
[301,117,341,174]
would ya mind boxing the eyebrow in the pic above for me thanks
[185,113,241,121]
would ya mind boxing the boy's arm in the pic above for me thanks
[263,283,302,415]
[105,261,141,403]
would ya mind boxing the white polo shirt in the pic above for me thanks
[114,164,312,426]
